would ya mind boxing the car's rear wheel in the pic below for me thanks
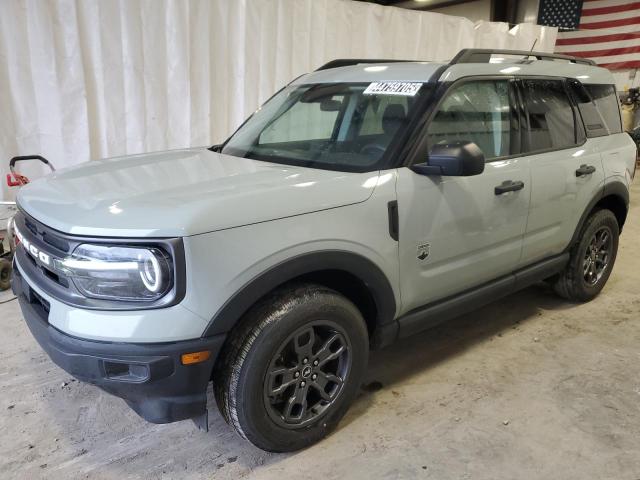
[554,209,619,302]
[214,283,368,452]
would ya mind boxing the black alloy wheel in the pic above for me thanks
[214,283,369,452]
[553,209,619,302]
[263,321,351,428]
[582,226,613,286]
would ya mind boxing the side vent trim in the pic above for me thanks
[387,201,399,241]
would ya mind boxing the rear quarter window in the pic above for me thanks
[569,82,621,137]
[586,84,622,135]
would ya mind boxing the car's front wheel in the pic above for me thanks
[554,209,619,302]
[214,283,368,452]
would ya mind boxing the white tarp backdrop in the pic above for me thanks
[0,0,557,203]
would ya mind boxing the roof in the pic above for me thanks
[295,49,615,86]
[295,62,446,84]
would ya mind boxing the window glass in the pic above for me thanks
[568,80,608,137]
[360,96,409,135]
[222,83,430,172]
[426,80,511,161]
[522,80,577,151]
[260,95,344,143]
[586,84,622,134]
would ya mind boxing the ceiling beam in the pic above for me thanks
[490,0,517,23]
[388,0,482,11]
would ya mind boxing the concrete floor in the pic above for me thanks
[1,179,639,480]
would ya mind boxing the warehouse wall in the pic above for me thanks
[0,0,556,203]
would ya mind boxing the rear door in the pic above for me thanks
[396,78,531,314]
[518,78,605,265]
[580,83,636,182]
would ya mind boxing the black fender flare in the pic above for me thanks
[566,180,629,249]
[201,250,397,337]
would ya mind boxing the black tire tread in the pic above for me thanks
[213,283,358,447]
[554,208,619,302]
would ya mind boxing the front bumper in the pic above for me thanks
[12,264,226,424]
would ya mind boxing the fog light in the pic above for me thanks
[181,351,211,365]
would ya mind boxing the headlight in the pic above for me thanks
[54,244,173,301]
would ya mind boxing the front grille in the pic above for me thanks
[23,250,37,267]
[15,213,72,291]
[21,214,71,256]
[42,265,69,288]
[30,288,50,314]
[24,216,38,236]
[42,231,70,252]
[13,210,78,308]
[13,264,50,323]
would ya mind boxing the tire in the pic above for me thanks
[554,209,619,302]
[214,283,369,452]
[0,258,12,291]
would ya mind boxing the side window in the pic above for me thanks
[586,84,622,134]
[426,80,511,161]
[521,79,577,151]
[568,80,609,137]
[260,95,344,143]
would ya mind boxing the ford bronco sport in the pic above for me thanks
[11,49,635,452]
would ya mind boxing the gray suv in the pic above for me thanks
[11,49,636,451]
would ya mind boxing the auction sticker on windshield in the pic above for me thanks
[363,82,422,96]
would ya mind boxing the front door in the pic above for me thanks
[396,78,531,315]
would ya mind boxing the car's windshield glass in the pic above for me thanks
[221,82,429,172]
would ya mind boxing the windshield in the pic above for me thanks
[221,82,429,172]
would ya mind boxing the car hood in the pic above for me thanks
[17,148,380,237]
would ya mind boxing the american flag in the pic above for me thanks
[538,0,640,70]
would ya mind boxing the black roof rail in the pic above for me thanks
[450,48,596,66]
[315,58,419,71]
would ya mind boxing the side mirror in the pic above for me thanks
[411,141,485,177]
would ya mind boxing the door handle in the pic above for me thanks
[575,164,596,177]
[495,180,524,195]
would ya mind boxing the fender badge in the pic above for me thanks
[417,243,430,261]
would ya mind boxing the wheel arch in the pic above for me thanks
[567,181,629,250]
[596,192,628,232]
[201,251,397,340]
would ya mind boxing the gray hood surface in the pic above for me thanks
[17,148,379,237]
